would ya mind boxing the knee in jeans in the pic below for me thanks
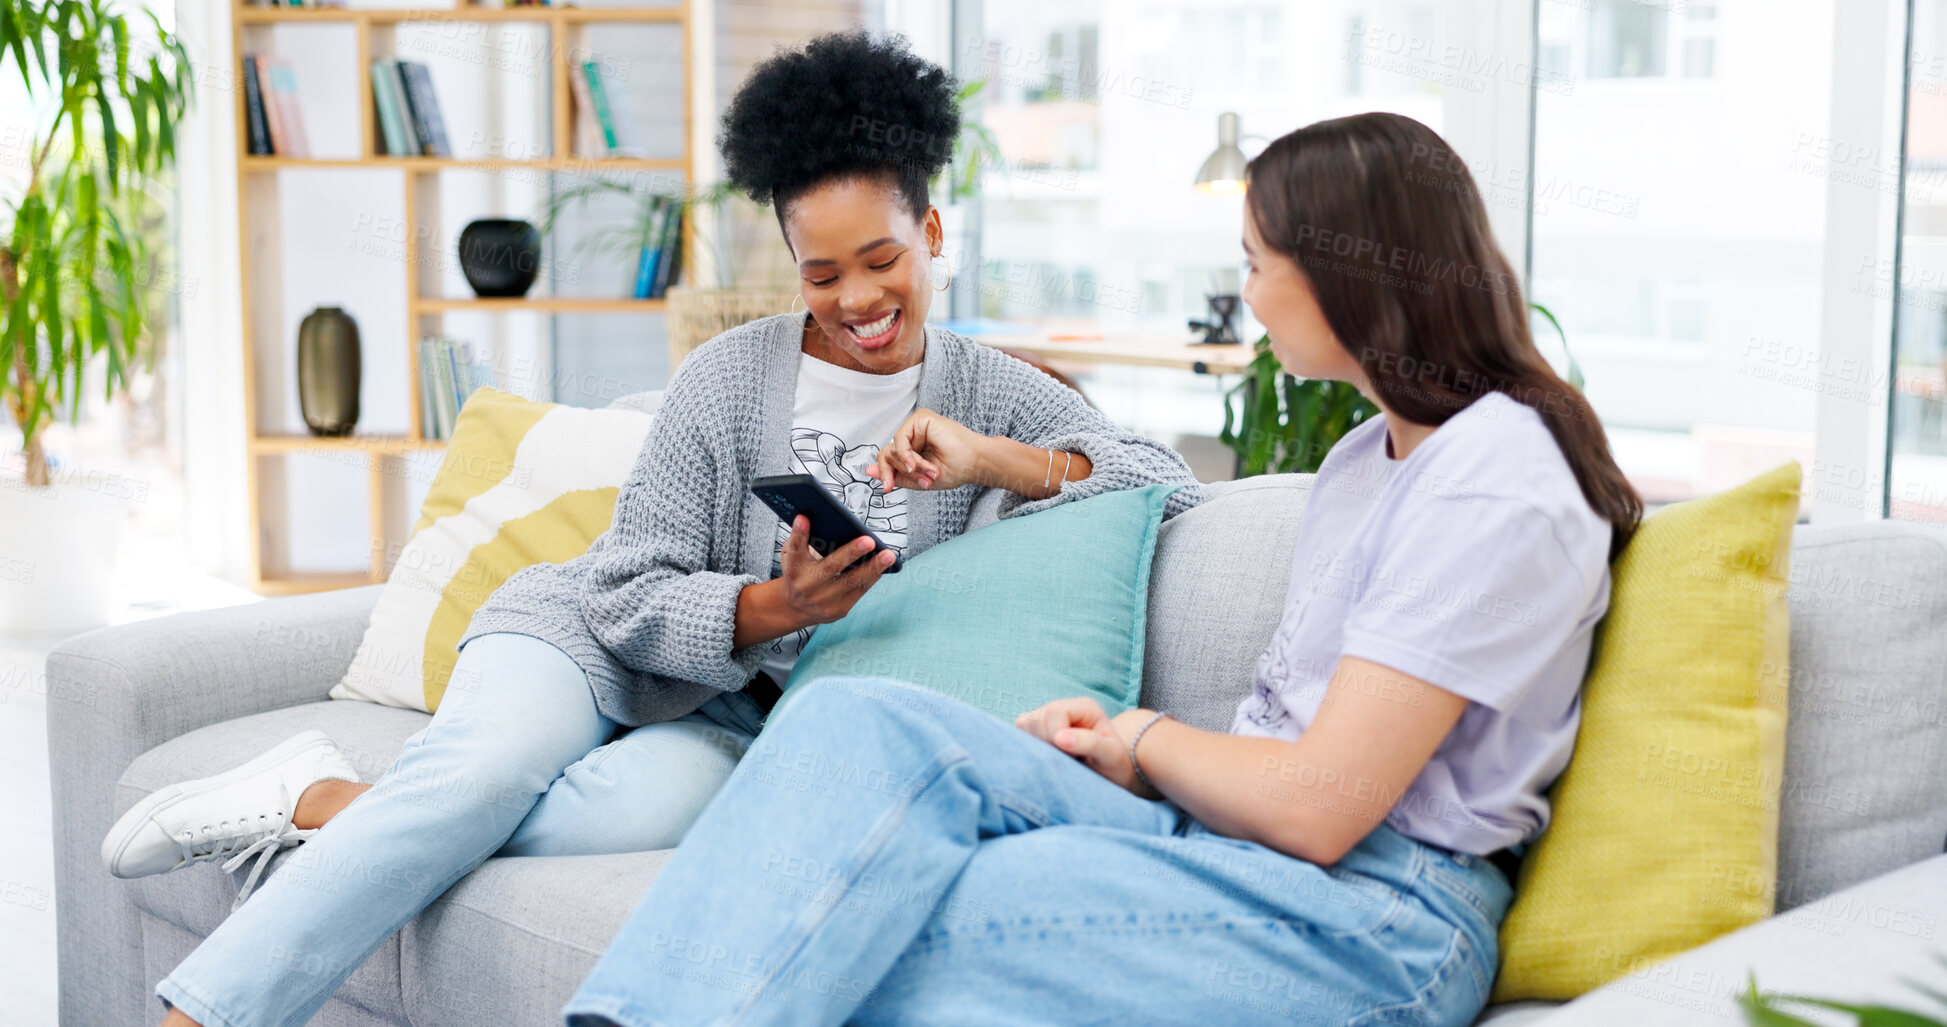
[378,755,546,818]
[779,676,938,728]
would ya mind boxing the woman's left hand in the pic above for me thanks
[868,407,989,492]
[1015,698,1162,799]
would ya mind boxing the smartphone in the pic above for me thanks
[751,473,903,573]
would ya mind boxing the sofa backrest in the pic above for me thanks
[1141,475,1311,730]
[610,390,665,416]
[1778,521,1947,907]
[1141,476,1947,908]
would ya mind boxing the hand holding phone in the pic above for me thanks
[752,474,900,629]
[752,473,903,572]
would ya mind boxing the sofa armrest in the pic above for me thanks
[1530,854,1947,1026]
[47,583,382,1027]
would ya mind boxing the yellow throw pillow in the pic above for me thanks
[1491,461,1800,1002]
[328,387,654,713]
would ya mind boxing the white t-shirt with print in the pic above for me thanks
[757,350,922,685]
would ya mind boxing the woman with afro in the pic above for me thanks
[116,31,1204,1027]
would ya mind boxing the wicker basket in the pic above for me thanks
[666,287,800,372]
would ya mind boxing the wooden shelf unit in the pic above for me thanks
[234,0,694,593]
[238,5,684,24]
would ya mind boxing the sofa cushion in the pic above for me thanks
[1494,462,1800,1002]
[1473,1002,1564,1025]
[789,483,1183,719]
[399,851,675,1026]
[1523,854,1947,1025]
[115,700,432,1019]
[1140,474,1312,730]
[330,387,657,713]
[1778,521,1947,908]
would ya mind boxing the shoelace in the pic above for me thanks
[172,784,316,911]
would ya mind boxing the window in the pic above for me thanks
[1539,0,1720,84]
[1529,0,1828,503]
[950,1,1481,460]
[1888,0,1947,522]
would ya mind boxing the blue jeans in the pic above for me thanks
[157,632,767,1027]
[564,676,1513,1027]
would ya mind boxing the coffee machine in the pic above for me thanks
[1189,293,1242,346]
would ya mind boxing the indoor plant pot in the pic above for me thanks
[0,471,130,636]
[457,219,543,298]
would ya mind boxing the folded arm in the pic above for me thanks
[1018,656,1468,866]
[980,347,1206,520]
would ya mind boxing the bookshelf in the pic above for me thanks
[232,0,696,593]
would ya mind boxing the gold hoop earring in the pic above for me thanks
[931,254,954,293]
[788,293,807,317]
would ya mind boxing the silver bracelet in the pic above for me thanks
[1128,711,1169,793]
[1043,447,1054,493]
[1058,450,1073,493]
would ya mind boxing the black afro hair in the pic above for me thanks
[719,31,960,228]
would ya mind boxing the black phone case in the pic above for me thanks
[750,473,903,572]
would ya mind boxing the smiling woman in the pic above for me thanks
[717,30,957,377]
[119,30,1206,1027]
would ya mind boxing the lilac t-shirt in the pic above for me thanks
[1229,391,1612,854]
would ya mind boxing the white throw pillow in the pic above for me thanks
[329,387,654,712]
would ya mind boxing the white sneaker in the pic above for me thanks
[101,730,359,908]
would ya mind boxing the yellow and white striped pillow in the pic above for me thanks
[329,387,655,713]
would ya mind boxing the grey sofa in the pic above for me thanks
[49,473,1947,1026]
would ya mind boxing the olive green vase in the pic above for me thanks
[298,306,361,436]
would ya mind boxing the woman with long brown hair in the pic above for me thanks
[559,111,1641,1027]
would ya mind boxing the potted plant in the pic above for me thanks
[1218,303,1584,477]
[1219,334,1380,477]
[1,0,193,633]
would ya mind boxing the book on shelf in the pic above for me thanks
[579,61,646,159]
[631,196,670,300]
[581,63,620,155]
[262,59,310,158]
[416,339,439,441]
[651,208,683,298]
[395,61,452,158]
[599,71,647,158]
[418,335,447,436]
[417,335,491,440]
[370,59,413,156]
[566,54,606,158]
[255,59,286,154]
[241,55,272,155]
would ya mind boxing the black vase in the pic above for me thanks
[458,219,542,297]
[297,306,361,436]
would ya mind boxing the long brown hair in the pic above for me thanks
[1246,112,1641,557]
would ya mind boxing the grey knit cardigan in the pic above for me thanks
[459,313,1207,727]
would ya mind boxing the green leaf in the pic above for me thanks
[1531,301,1584,391]
[91,290,117,398]
[95,87,119,191]
[23,3,47,85]
[1737,975,1826,1027]
[40,242,61,361]
[153,75,173,160]
[0,2,28,95]
[128,81,148,167]
[109,11,126,95]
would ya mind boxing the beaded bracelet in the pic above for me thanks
[1128,711,1169,793]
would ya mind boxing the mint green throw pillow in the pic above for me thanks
[783,483,1183,721]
